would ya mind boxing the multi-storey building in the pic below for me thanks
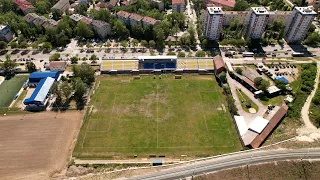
[13,0,34,14]
[91,20,112,39]
[142,16,159,27]
[243,7,269,39]
[223,11,248,26]
[129,13,143,25]
[284,7,317,43]
[0,25,13,42]
[116,10,131,24]
[204,6,224,41]
[51,0,70,15]
[172,0,185,13]
[268,10,291,24]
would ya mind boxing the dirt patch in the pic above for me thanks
[0,111,83,179]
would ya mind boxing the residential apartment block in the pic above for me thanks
[172,0,185,13]
[24,13,58,29]
[204,6,224,40]
[148,0,164,11]
[52,0,70,15]
[13,0,34,14]
[223,11,248,26]
[0,25,14,42]
[116,10,159,27]
[243,7,269,39]
[284,7,317,43]
[92,20,112,39]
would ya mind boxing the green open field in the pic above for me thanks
[74,75,242,159]
[0,75,28,107]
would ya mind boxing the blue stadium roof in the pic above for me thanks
[29,72,60,81]
[24,77,55,105]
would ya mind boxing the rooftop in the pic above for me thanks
[129,13,143,21]
[42,19,58,28]
[29,71,60,82]
[81,16,93,25]
[0,25,7,30]
[32,16,48,26]
[70,14,84,21]
[172,0,185,5]
[295,6,317,15]
[267,85,281,94]
[251,7,269,15]
[92,20,110,27]
[213,55,225,71]
[234,116,248,136]
[24,77,55,105]
[250,104,288,148]
[117,10,131,18]
[248,116,269,134]
[142,16,158,25]
[52,0,70,10]
[207,6,224,15]
[107,0,118,8]
[13,0,34,11]
[23,13,40,23]
[49,61,66,68]
[209,0,235,8]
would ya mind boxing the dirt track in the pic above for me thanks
[0,111,83,180]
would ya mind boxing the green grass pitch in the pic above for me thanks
[0,75,28,107]
[74,75,242,159]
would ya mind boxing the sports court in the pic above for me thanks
[0,75,28,107]
[74,75,242,159]
[177,59,214,69]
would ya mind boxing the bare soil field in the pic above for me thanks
[0,111,83,180]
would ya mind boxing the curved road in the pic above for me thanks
[130,148,320,180]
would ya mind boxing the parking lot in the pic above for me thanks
[257,63,299,82]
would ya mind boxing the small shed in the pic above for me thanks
[152,159,162,166]
[213,55,225,75]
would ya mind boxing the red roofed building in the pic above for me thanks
[117,10,131,24]
[81,16,93,28]
[209,0,235,9]
[172,0,185,13]
[213,55,225,74]
[129,13,143,25]
[142,16,159,26]
[13,0,35,14]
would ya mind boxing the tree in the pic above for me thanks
[275,79,287,91]
[167,51,176,55]
[89,54,98,60]
[72,63,95,84]
[112,20,129,40]
[254,77,270,91]
[42,42,52,51]
[5,54,11,61]
[71,56,78,64]
[10,42,18,49]
[235,67,243,75]
[131,39,139,49]
[31,42,39,50]
[18,41,28,49]
[234,0,249,11]
[0,41,7,49]
[26,62,37,72]
[52,8,60,21]
[105,42,111,48]
[178,52,185,57]
[195,50,206,57]
[49,53,61,61]
[73,78,87,101]
[149,40,156,48]
[76,21,94,39]
[141,40,148,49]
[0,59,17,73]
[304,32,320,45]
[77,3,88,16]
[120,40,128,50]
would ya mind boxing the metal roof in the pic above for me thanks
[29,71,59,80]
[234,116,248,136]
[248,116,269,134]
[24,77,55,105]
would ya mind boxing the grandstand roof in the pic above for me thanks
[29,72,60,81]
[138,56,177,60]
[24,77,55,105]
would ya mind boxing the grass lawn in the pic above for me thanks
[74,75,242,159]
[236,89,259,112]
[0,75,28,107]
[259,96,284,106]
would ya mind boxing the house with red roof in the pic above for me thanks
[13,0,35,14]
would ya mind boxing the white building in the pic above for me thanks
[0,25,13,42]
[284,7,317,43]
[91,20,112,39]
[204,6,224,41]
[243,7,269,39]
[172,0,185,13]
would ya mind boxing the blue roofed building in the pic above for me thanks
[28,71,60,86]
[24,77,55,110]
[275,76,289,84]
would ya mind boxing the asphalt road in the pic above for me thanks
[129,148,320,180]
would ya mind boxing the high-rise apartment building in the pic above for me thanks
[284,7,317,43]
[243,7,269,39]
[204,6,224,41]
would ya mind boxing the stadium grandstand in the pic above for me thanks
[100,56,215,74]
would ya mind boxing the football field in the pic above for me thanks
[0,75,28,107]
[74,75,242,159]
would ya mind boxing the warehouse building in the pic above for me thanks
[28,72,60,86]
[23,77,55,110]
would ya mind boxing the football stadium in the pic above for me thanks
[100,56,215,74]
